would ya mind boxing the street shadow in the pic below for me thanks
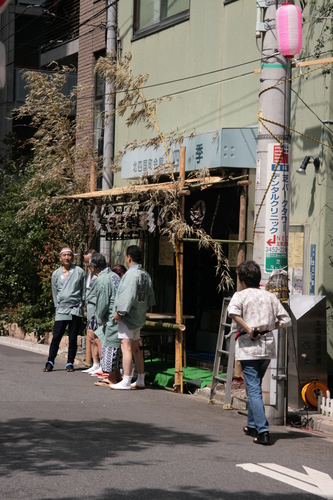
[0,418,216,477]
[37,488,319,500]
[268,430,327,445]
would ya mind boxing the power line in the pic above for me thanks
[0,3,40,34]
[291,88,333,134]
[128,58,260,92]
[3,1,111,64]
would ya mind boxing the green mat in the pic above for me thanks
[144,359,225,389]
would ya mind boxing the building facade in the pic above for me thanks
[1,0,333,381]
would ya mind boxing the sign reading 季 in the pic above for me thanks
[264,143,290,274]
[121,128,258,179]
[121,130,223,179]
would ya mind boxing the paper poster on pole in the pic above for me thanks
[264,143,290,273]
[159,236,174,266]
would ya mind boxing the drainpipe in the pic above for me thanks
[100,0,117,255]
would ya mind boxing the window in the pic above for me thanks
[94,62,105,190]
[133,0,190,38]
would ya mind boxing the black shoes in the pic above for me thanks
[43,361,53,372]
[243,426,258,437]
[253,432,270,445]
[66,363,74,372]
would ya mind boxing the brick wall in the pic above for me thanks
[76,0,106,178]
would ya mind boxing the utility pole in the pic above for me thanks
[253,0,291,425]
[100,0,117,256]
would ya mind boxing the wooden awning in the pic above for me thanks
[64,174,251,203]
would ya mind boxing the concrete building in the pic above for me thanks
[1,1,333,383]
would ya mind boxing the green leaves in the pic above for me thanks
[0,66,93,331]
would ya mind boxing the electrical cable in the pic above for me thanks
[0,3,39,34]
[1,0,117,46]
[291,88,333,135]
[252,60,333,245]
[6,23,105,68]
[3,1,114,64]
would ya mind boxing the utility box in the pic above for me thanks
[287,295,327,409]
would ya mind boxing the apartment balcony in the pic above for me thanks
[15,67,77,108]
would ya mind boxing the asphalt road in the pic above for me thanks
[1,344,333,500]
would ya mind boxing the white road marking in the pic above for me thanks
[237,463,333,499]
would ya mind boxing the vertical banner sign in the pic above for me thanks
[265,143,290,273]
[309,244,316,295]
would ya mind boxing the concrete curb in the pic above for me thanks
[0,336,86,365]
[0,336,50,355]
[311,414,333,436]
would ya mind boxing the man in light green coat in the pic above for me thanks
[112,245,155,390]
[43,247,85,373]
[89,253,122,385]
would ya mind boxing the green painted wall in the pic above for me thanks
[115,0,260,186]
[114,0,333,378]
[289,1,333,376]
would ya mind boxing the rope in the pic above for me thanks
[252,61,333,245]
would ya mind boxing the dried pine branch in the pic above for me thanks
[94,52,233,291]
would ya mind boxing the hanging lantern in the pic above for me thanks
[276,1,302,58]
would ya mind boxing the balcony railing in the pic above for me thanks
[15,67,77,105]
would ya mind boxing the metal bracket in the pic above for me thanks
[256,1,268,37]
[272,374,287,381]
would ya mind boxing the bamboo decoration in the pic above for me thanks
[145,321,186,331]
[88,160,95,249]
[174,146,186,394]
[86,160,95,366]
[237,168,247,267]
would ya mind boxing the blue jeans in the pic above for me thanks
[240,359,270,434]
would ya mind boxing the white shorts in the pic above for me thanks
[118,321,141,341]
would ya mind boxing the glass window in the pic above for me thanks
[94,102,103,152]
[134,0,190,37]
[94,65,104,152]
[161,0,189,19]
[138,0,160,30]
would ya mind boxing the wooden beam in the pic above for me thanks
[254,56,333,74]
[62,175,250,201]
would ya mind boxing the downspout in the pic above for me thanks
[100,0,117,255]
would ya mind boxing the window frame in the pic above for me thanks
[132,0,190,40]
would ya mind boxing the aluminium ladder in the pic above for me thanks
[209,296,237,409]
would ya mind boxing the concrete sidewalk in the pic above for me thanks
[197,385,333,439]
[1,335,333,439]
